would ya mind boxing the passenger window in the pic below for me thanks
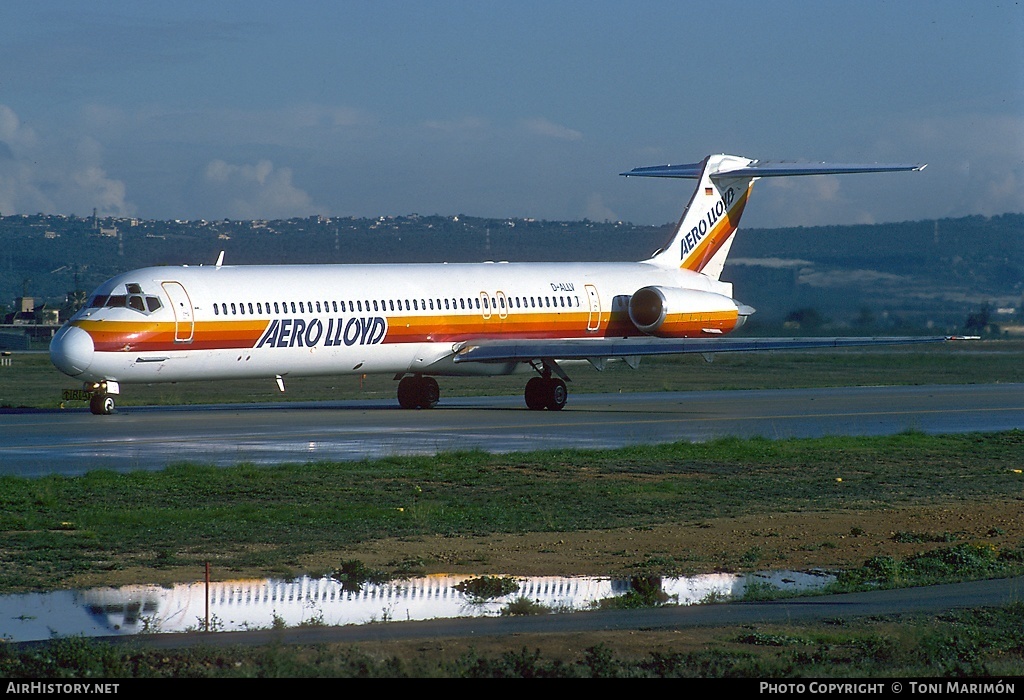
[231,303,237,315]
[389,300,395,311]
[248,303,254,314]
[213,304,219,316]
[274,302,280,314]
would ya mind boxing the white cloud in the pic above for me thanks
[0,104,133,216]
[522,117,583,141]
[202,159,317,219]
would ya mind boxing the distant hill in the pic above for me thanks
[1,212,1020,332]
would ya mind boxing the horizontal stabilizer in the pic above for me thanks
[621,160,926,180]
[454,335,955,364]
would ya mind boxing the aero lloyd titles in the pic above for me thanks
[681,186,736,257]
[255,316,388,349]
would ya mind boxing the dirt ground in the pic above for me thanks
[85,498,1023,589]
[311,500,1024,578]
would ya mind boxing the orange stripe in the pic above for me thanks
[76,307,735,354]
[682,183,752,273]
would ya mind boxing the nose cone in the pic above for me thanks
[50,325,94,377]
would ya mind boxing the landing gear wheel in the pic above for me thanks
[545,378,567,411]
[90,394,115,415]
[525,377,547,410]
[397,376,440,409]
[419,377,439,409]
[524,377,568,411]
[397,377,419,409]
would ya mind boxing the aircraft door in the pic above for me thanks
[162,281,195,343]
[585,284,602,332]
[479,292,492,320]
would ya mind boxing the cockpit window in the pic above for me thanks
[88,286,163,315]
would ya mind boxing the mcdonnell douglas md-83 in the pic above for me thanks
[50,153,942,415]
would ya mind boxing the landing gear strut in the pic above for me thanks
[524,364,568,411]
[397,374,440,409]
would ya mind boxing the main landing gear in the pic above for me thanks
[397,374,440,409]
[395,363,568,411]
[524,375,567,411]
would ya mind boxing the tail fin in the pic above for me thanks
[623,154,926,280]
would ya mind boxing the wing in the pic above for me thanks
[453,335,963,365]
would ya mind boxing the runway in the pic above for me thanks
[3,383,1023,477]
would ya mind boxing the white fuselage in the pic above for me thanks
[50,260,742,387]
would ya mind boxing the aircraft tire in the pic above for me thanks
[90,394,115,415]
[525,377,547,410]
[397,377,419,409]
[418,377,440,409]
[545,378,568,411]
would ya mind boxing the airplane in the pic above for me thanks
[50,153,947,415]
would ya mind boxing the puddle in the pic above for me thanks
[0,570,835,643]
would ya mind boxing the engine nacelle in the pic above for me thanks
[628,286,752,337]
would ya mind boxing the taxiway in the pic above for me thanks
[2,383,1022,476]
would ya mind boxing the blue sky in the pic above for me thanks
[1,1,1022,228]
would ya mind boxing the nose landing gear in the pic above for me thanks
[89,393,116,415]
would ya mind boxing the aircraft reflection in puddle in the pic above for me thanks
[0,570,835,643]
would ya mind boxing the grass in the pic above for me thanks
[0,430,1021,593]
